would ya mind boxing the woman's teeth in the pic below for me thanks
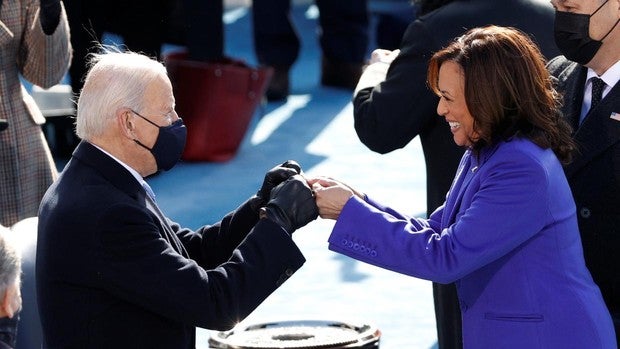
[449,122,461,130]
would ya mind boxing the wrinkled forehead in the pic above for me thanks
[143,74,175,106]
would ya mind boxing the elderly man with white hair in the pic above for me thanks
[36,49,318,348]
[0,227,22,349]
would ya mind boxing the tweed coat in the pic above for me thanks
[0,0,71,226]
[328,138,616,348]
[548,56,620,339]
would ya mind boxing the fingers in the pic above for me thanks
[369,49,401,65]
[311,182,353,220]
[272,174,357,221]
[306,176,339,188]
[280,160,301,174]
[369,49,393,64]
[273,167,299,182]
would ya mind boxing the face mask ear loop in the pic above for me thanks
[599,18,619,42]
[134,139,153,152]
[592,0,610,16]
[591,0,619,42]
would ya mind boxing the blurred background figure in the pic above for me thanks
[371,0,417,51]
[350,0,560,347]
[58,0,176,158]
[0,226,23,349]
[65,0,175,94]
[548,0,620,343]
[0,218,38,349]
[0,0,72,227]
[252,0,370,101]
[173,0,225,62]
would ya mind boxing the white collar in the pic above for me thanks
[90,143,148,189]
[586,60,620,88]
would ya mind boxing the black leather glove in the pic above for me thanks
[39,0,61,35]
[256,160,302,205]
[261,175,318,234]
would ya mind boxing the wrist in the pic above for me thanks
[263,205,293,235]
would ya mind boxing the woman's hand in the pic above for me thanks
[307,177,364,220]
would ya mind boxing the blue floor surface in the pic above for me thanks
[55,2,439,348]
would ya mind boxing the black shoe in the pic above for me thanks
[321,57,364,90]
[265,66,290,102]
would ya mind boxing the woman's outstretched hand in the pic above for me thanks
[308,177,364,220]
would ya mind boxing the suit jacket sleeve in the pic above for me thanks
[172,197,263,270]
[328,146,552,284]
[97,201,305,331]
[353,20,439,154]
[18,0,71,88]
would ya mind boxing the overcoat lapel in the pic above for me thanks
[74,142,190,258]
[558,65,587,130]
[144,196,190,258]
[566,81,620,177]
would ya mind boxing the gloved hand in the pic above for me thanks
[261,175,318,234]
[256,160,302,205]
[39,0,61,35]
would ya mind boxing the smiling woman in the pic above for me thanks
[310,25,616,348]
[426,25,575,163]
[433,61,478,147]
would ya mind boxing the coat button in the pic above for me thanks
[580,207,591,219]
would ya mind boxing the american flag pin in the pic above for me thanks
[611,112,620,122]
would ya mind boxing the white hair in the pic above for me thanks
[75,48,169,140]
[0,231,20,294]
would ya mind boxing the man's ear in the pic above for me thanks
[2,283,21,318]
[118,108,136,139]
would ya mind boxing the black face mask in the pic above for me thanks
[554,0,619,65]
[132,111,187,171]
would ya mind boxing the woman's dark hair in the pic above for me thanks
[426,25,575,164]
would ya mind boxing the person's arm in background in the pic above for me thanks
[18,0,71,88]
[353,20,439,154]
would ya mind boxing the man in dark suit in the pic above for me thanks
[252,0,369,101]
[548,0,619,343]
[35,50,319,348]
[350,0,560,347]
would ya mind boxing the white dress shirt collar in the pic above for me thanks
[90,143,149,190]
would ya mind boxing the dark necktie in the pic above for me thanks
[590,77,606,110]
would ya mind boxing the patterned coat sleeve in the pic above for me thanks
[18,0,71,88]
